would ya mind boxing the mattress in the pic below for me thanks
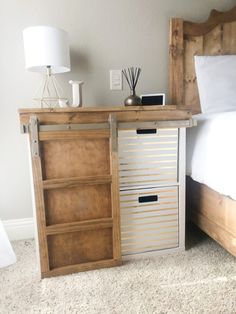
[186,111,236,200]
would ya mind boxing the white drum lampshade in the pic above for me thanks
[23,26,70,73]
[23,26,71,108]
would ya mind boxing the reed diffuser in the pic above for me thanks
[122,67,141,106]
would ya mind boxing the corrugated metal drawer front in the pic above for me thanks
[118,128,178,189]
[120,186,179,256]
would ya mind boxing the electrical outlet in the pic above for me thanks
[110,70,122,90]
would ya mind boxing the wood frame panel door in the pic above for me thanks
[29,114,121,278]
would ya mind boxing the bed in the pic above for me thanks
[169,5,236,256]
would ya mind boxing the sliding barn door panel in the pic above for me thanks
[29,116,121,278]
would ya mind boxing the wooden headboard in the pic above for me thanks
[169,6,236,114]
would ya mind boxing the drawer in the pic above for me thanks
[118,128,178,189]
[120,186,179,256]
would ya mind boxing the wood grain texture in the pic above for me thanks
[187,176,236,257]
[203,24,223,55]
[31,156,50,273]
[184,6,236,36]
[169,5,236,113]
[19,105,187,113]
[39,129,110,141]
[46,218,113,235]
[26,111,126,277]
[41,138,110,180]
[169,18,184,106]
[109,114,121,260]
[183,35,203,112]
[44,184,112,225]
[190,210,236,257]
[29,117,50,274]
[42,259,122,278]
[43,175,112,190]
[19,106,192,128]
[222,21,236,54]
[47,228,113,269]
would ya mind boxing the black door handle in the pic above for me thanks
[136,129,157,134]
[138,195,158,203]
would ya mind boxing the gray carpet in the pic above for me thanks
[0,225,236,314]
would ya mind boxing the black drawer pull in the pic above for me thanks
[136,129,157,134]
[138,195,158,203]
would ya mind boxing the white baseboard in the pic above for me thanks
[3,217,35,241]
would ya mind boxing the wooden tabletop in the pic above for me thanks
[18,105,189,114]
[18,105,193,131]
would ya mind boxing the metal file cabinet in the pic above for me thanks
[118,126,186,257]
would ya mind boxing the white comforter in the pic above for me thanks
[186,111,236,200]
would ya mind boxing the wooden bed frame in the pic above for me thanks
[169,6,236,256]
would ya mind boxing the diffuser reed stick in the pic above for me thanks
[122,67,141,95]
[122,67,142,106]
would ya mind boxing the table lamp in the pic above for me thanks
[23,25,71,108]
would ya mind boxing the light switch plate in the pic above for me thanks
[110,70,122,90]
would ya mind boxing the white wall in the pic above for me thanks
[0,0,235,220]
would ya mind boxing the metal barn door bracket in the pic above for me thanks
[109,113,118,152]
[29,115,40,157]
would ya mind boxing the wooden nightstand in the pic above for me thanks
[19,106,193,278]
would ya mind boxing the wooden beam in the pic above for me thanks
[46,218,113,235]
[169,18,184,106]
[109,114,121,261]
[43,175,112,190]
[42,258,122,278]
[19,107,192,129]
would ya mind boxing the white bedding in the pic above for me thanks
[186,111,236,200]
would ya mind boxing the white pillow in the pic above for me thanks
[194,55,236,114]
